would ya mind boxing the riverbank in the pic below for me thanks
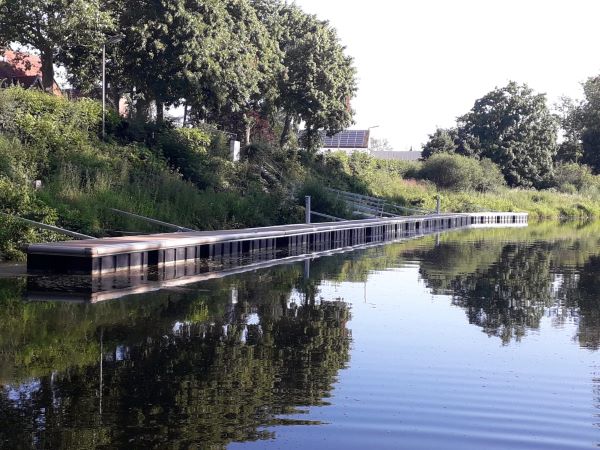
[1,87,598,262]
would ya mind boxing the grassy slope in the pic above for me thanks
[0,88,301,260]
[313,152,600,220]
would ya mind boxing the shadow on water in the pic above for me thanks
[0,221,600,448]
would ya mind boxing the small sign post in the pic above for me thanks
[230,140,241,162]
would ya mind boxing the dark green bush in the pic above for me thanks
[419,153,505,192]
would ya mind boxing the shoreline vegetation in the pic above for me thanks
[2,1,600,262]
[0,88,598,262]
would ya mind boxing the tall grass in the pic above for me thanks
[308,151,600,221]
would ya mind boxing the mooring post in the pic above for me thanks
[436,195,441,214]
[305,196,311,224]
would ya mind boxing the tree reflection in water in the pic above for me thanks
[0,269,351,449]
[407,225,600,347]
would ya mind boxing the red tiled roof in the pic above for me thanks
[0,50,42,78]
[0,49,62,95]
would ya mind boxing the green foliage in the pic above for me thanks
[0,86,102,167]
[422,82,558,188]
[0,0,114,91]
[156,127,232,190]
[422,127,459,159]
[558,77,600,172]
[306,151,600,221]
[253,0,357,149]
[2,0,357,150]
[0,133,62,259]
[419,153,505,192]
[457,82,558,187]
[554,97,584,164]
[552,162,600,194]
[298,180,350,220]
[0,87,304,261]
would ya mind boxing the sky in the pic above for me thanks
[294,0,600,151]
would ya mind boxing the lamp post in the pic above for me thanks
[102,34,124,140]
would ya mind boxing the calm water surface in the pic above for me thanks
[1,222,599,449]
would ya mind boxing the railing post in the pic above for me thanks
[305,195,311,224]
[436,195,441,214]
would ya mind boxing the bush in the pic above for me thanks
[158,128,208,172]
[0,87,101,149]
[552,163,600,194]
[419,153,505,192]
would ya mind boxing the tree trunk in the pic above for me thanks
[133,96,151,121]
[156,101,164,122]
[245,122,251,146]
[110,86,121,116]
[280,113,292,147]
[40,49,55,93]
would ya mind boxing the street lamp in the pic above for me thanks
[102,34,124,139]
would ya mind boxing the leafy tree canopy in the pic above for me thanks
[0,0,114,91]
[252,0,357,150]
[558,77,600,172]
[457,82,558,187]
[422,128,459,159]
[423,82,558,188]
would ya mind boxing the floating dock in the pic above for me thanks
[26,212,528,275]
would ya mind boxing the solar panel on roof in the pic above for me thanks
[321,130,369,148]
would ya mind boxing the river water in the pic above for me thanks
[0,222,599,449]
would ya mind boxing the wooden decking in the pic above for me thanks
[26,212,528,275]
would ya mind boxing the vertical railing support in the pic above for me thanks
[305,196,311,224]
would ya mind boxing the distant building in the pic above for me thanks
[370,150,422,161]
[0,50,62,95]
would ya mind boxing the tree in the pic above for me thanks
[0,0,113,92]
[554,96,584,164]
[369,138,393,152]
[103,0,281,132]
[558,76,600,171]
[456,82,558,187]
[421,128,458,158]
[115,0,218,122]
[252,1,357,150]
[188,0,282,144]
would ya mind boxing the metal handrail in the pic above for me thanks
[326,188,435,217]
[109,209,195,232]
[0,212,96,240]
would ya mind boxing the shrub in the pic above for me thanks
[0,87,101,150]
[157,127,236,190]
[552,163,600,193]
[419,153,505,192]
